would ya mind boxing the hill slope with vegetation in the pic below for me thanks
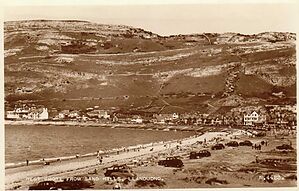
[4,20,296,114]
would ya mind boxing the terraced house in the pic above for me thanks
[6,107,49,120]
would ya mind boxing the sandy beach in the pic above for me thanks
[6,131,221,189]
[6,128,297,190]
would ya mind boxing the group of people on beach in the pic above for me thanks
[252,140,269,150]
[252,144,262,150]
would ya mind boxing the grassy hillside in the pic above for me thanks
[4,20,296,114]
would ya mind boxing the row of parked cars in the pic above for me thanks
[29,140,255,189]
[212,140,253,150]
[157,140,254,168]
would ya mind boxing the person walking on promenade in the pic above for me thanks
[255,155,259,163]
[26,159,29,166]
[97,154,103,164]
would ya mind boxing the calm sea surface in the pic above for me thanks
[5,125,194,163]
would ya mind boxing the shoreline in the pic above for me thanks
[6,128,296,190]
[4,120,203,132]
[4,120,226,169]
[5,131,219,189]
[5,120,127,127]
[5,131,202,169]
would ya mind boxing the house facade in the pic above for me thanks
[28,108,49,120]
[244,111,259,126]
[6,111,21,119]
[131,115,143,124]
[153,113,179,124]
[6,107,48,120]
[98,110,110,119]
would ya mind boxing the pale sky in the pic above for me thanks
[3,3,299,36]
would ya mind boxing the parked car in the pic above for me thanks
[55,176,94,190]
[189,152,198,159]
[104,164,137,179]
[190,150,211,159]
[276,144,294,150]
[28,181,56,190]
[226,141,239,147]
[255,132,266,137]
[211,143,225,150]
[29,176,94,190]
[158,157,184,168]
[239,140,253,146]
[74,175,95,187]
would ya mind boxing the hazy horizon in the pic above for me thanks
[4,4,298,36]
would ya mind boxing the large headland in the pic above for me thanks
[4,20,296,130]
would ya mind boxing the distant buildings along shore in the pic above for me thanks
[5,104,296,129]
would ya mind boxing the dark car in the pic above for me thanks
[198,150,211,157]
[211,143,225,150]
[190,150,211,159]
[158,157,184,168]
[189,152,198,159]
[104,164,137,179]
[276,144,294,150]
[255,132,266,137]
[226,141,239,147]
[29,181,56,190]
[55,176,94,190]
[239,140,253,146]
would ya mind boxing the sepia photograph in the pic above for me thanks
[2,0,298,190]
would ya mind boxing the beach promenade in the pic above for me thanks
[5,131,229,190]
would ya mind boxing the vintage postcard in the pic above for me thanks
[2,0,298,190]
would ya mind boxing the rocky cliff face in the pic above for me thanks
[4,20,296,113]
[216,32,296,44]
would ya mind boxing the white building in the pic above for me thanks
[98,110,110,119]
[28,108,49,120]
[172,113,179,120]
[244,111,259,126]
[6,107,49,120]
[6,107,30,119]
[39,108,49,120]
[6,111,20,119]
[131,116,143,124]
[68,111,80,118]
